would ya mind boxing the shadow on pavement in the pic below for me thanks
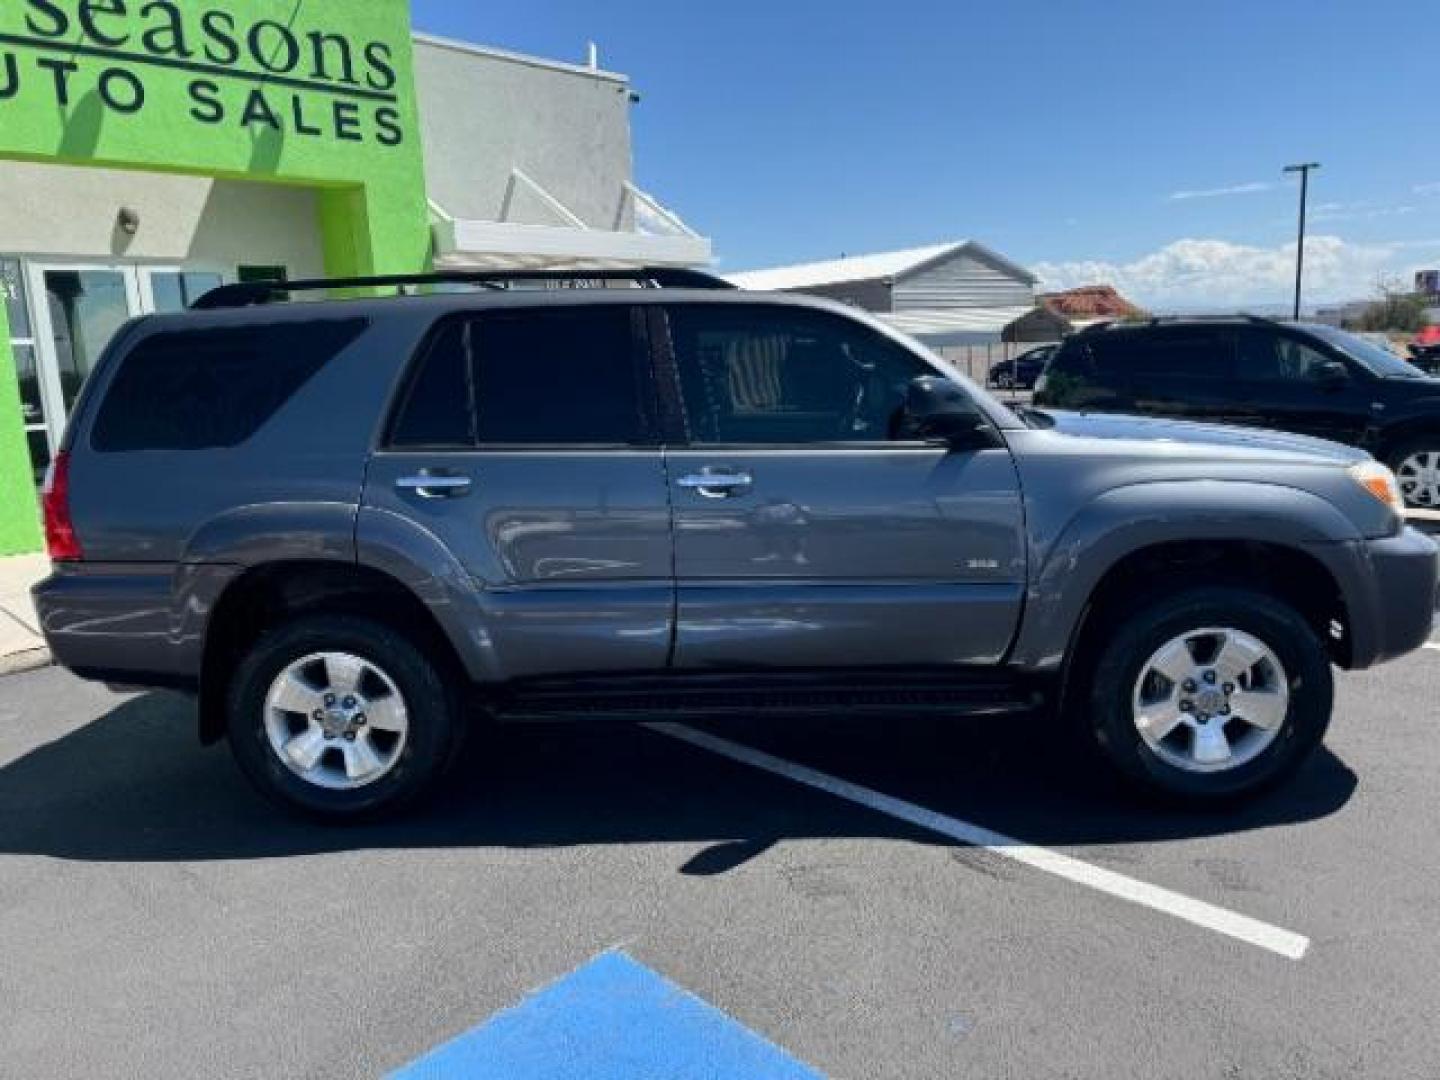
[0,691,1356,866]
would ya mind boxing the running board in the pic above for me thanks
[489,670,1043,724]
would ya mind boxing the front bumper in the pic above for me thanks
[1341,526,1439,669]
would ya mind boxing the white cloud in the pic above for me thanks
[1308,201,1417,223]
[1414,181,1440,196]
[1167,181,1276,201]
[1033,236,1440,308]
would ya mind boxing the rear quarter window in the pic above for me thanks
[91,319,366,452]
[1040,336,1138,409]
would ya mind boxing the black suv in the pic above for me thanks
[1034,318,1440,507]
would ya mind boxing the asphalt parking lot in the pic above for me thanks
[2,636,1439,1078]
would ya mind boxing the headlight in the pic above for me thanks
[1349,461,1403,513]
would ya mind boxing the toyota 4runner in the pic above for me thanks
[31,270,1440,820]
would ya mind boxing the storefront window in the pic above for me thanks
[2,258,31,338]
[149,271,224,313]
[12,343,42,426]
[44,269,132,413]
[3,257,50,482]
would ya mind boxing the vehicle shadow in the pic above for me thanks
[0,690,1357,867]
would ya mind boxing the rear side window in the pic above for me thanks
[389,322,475,448]
[1131,330,1233,379]
[1084,335,1144,377]
[475,308,644,444]
[388,306,647,448]
[92,319,365,452]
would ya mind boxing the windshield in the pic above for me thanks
[1308,325,1425,378]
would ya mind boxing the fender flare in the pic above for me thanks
[1008,480,1364,671]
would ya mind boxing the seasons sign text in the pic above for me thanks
[0,0,405,147]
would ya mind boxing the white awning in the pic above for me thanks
[432,218,712,271]
[430,174,712,271]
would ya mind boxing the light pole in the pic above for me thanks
[1283,162,1320,320]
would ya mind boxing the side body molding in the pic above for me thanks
[1008,480,1366,671]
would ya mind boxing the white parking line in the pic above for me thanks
[649,722,1311,961]
[1423,643,1440,652]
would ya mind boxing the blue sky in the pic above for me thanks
[412,0,1440,308]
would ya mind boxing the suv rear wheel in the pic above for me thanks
[1083,586,1332,803]
[226,614,462,821]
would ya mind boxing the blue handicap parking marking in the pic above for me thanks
[391,950,824,1079]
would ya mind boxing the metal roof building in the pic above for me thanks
[728,241,1044,346]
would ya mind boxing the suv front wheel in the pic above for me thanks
[1084,586,1332,803]
[226,615,462,820]
[1384,437,1440,509]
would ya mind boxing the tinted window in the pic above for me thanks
[474,307,644,444]
[390,307,646,448]
[1046,340,1097,377]
[1308,325,1419,378]
[92,319,365,452]
[668,305,930,444]
[390,322,475,448]
[1131,330,1231,378]
[1072,336,1136,378]
[1237,331,1332,382]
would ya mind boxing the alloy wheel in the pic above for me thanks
[262,652,410,790]
[1130,627,1288,774]
[1396,450,1440,508]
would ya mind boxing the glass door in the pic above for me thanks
[29,265,142,423]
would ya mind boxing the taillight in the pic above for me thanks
[42,451,82,562]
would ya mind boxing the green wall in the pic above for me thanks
[0,0,432,554]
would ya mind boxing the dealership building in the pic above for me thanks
[0,0,709,554]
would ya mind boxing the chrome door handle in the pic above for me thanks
[677,471,753,498]
[395,474,472,499]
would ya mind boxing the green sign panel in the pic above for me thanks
[0,0,432,554]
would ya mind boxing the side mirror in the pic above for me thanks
[900,376,1001,448]
[1312,360,1349,388]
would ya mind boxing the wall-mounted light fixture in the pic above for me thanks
[117,208,140,236]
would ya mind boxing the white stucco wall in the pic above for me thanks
[0,160,325,278]
[413,34,635,230]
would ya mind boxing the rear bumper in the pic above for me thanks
[31,562,237,689]
[1335,526,1439,669]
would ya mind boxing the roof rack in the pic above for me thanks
[191,267,735,310]
[1077,313,1286,334]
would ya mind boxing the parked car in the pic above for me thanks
[1409,326,1440,375]
[1034,317,1440,508]
[33,273,1437,820]
[987,345,1055,390]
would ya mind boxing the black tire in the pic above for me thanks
[1083,586,1332,805]
[1383,436,1440,509]
[226,614,462,821]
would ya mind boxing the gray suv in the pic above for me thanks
[31,270,1440,820]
